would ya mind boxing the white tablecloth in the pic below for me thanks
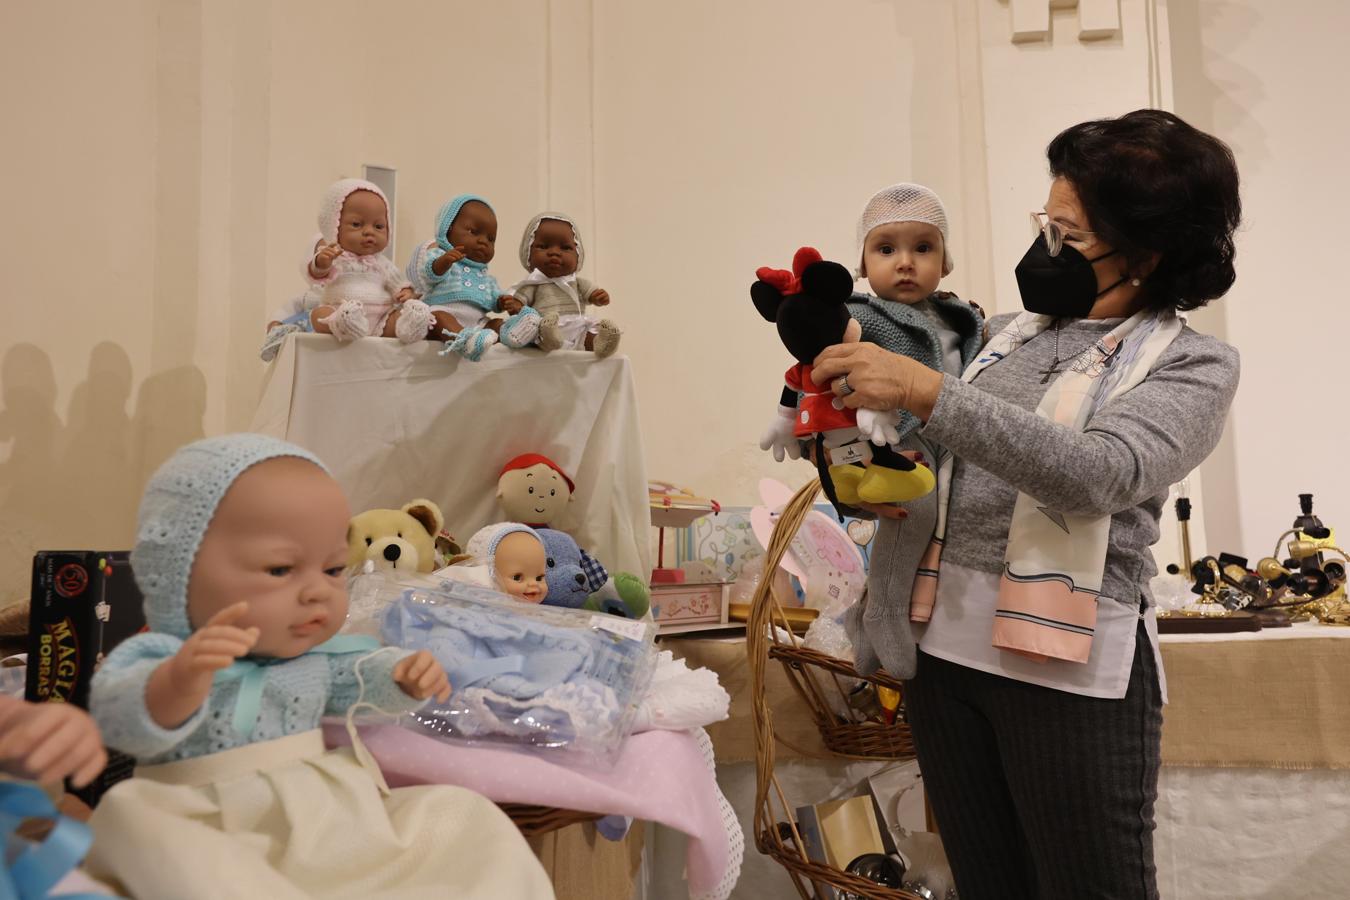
[251,334,650,579]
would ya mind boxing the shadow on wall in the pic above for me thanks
[0,342,207,607]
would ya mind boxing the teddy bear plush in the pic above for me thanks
[347,499,460,575]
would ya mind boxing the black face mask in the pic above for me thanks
[1014,235,1125,318]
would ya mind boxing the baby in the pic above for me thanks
[408,195,531,361]
[505,213,620,357]
[851,183,983,389]
[85,434,550,899]
[843,183,986,683]
[436,523,548,604]
[301,179,435,345]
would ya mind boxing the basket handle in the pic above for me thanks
[747,477,822,848]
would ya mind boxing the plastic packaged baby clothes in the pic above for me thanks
[379,581,657,767]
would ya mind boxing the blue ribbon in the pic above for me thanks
[0,782,104,899]
[213,634,381,738]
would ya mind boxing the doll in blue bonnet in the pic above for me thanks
[407,194,540,361]
[85,434,550,900]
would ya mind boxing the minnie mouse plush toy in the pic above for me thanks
[754,247,935,517]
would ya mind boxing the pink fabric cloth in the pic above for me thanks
[324,722,731,897]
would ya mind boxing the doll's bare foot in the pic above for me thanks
[391,299,434,344]
[320,299,369,342]
[591,320,621,358]
[537,312,564,351]
[428,310,460,342]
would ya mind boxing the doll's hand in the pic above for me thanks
[170,602,260,685]
[431,247,467,275]
[589,288,610,306]
[856,407,902,447]
[266,320,283,332]
[498,295,524,314]
[392,651,452,702]
[312,241,344,273]
[0,698,107,788]
[394,286,415,303]
[759,405,802,462]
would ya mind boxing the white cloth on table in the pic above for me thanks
[250,334,650,581]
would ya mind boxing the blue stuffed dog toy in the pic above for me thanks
[538,528,608,608]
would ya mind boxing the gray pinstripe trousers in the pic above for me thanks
[906,620,1163,900]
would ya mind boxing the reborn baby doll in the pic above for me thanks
[86,434,550,900]
[436,523,549,604]
[504,213,620,357]
[407,194,532,361]
[304,179,436,345]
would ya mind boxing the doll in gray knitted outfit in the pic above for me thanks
[502,213,621,357]
[841,184,985,682]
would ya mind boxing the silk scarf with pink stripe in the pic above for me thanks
[909,308,1183,663]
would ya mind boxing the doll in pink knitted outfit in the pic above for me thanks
[306,179,436,344]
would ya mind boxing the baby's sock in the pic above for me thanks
[536,312,564,352]
[393,299,434,343]
[322,299,370,342]
[499,307,542,349]
[592,320,621,358]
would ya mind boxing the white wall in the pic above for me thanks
[5,0,1318,607]
[1170,0,1350,558]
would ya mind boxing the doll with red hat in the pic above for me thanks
[496,454,650,617]
[753,247,935,517]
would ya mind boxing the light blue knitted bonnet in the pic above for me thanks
[434,194,493,253]
[131,434,326,639]
[465,522,544,576]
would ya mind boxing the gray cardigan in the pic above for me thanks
[850,313,1240,679]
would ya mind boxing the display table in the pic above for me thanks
[664,623,1350,899]
[252,334,650,579]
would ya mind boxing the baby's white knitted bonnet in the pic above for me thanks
[317,178,390,246]
[856,183,955,276]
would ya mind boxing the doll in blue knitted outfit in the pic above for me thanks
[406,194,538,361]
[84,434,551,900]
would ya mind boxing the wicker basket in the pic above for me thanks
[498,803,601,837]
[749,478,924,899]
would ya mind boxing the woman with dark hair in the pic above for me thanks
[813,109,1241,899]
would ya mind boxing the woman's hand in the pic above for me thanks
[811,342,945,422]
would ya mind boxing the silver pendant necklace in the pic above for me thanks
[1038,320,1096,384]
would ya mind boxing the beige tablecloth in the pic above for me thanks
[251,334,650,579]
[669,628,1350,770]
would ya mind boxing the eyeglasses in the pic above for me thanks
[1030,211,1097,258]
